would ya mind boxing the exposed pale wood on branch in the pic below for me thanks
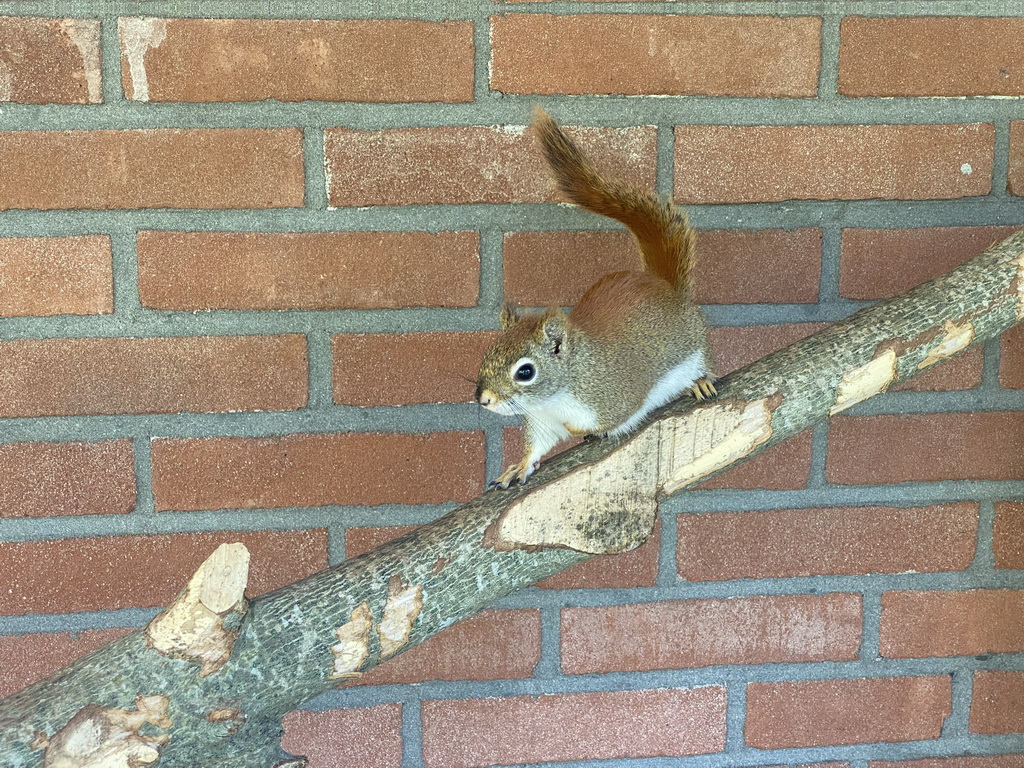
[1,231,1022,768]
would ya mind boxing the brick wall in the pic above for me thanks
[1,3,1022,767]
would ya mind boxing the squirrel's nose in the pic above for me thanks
[476,386,496,407]
[474,383,483,402]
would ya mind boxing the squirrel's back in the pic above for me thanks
[532,107,697,298]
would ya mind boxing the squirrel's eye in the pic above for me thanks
[514,363,536,383]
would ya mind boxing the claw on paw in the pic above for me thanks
[489,459,538,490]
[690,377,718,402]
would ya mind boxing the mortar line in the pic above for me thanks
[947,665,974,738]
[99,15,124,105]
[303,126,328,211]
[6,97,1024,134]
[10,297,1024,340]
[109,229,142,319]
[860,588,882,662]
[478,227,505,314]
[658,123,676,201]
[818,222,843,305]
[400,698,424,768]
[535,604,563,680]
[982,337,1005,390]
[816,8,842,101]
[975,500,997,572]
[305,328,334,411]
[806,421,831,490]
[657,504,680,589]
[991,115,1013,199]
[473,5,494,105]
[1,198,1023,236]
[327,523,348,567]
[725,678,747,753]
[131,435,156,516]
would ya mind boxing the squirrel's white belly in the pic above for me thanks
[531,390,601,438]
[607,349,706,437]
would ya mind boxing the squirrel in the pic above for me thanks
[476,108,717,489]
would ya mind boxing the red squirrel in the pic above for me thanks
[476,108,716,488]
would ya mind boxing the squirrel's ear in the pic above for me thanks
[541,311,567,357]
[499,304,519,330]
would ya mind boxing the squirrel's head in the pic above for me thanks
[476,306,572,416]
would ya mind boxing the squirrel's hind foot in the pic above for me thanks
[689,377,718,402]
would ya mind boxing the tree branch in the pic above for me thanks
[2,231,1023,768]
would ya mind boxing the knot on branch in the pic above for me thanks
[146,542,250,677]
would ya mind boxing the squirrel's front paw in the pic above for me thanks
[488,459,538,490]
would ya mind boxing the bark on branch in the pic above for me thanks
[2,231,1023,768]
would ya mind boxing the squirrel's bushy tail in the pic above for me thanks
[532,107,697,297]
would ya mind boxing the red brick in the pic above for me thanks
[0,440,135,518]
[345,525,418,558]
[0,18,100,104]
[537,521,659,589]
[746,676,952,748]
[351,610,540,686]
[503,229,821,307]
[840,18,1024,97]
[696,228,821,304]
[826,413,1024,484]
[971,671,1024,734]
[889,346,984,392]
[695,430,814,491]
[0,529,327,615]
[679,503,977,582]
[0,235,112,317]
[503,231,639,307]
[881,590,1024,658]
[1010,123,1024,196]
[891,350,983,393]
[710,323,827,375]
[138,231,479,310]
[1001,323,1024,390]
[994,502,1024,570]
[0,335,307,417]
[0,628,131,697]
[119,18,472,103]
[325,124,655,207]
[872,759,1024,768]
[0,129,303,210]
[152,431,485,511]
[491,14,820,97]
[840,226,1019,300]
[562,593,860,675]
[422,687,726,767]
[333,332,499,406]
[282,704,402,768]
[675,124,994,203]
